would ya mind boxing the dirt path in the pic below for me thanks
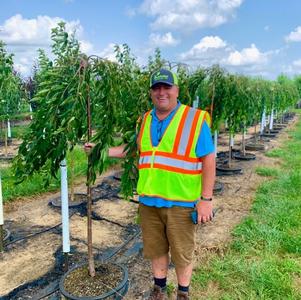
[0,117,298,299]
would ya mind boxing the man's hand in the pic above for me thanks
[84,142,95,154]
[196,201,213,224]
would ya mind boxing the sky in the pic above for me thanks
[0,0,301,79]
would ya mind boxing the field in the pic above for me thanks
[1,112,299,299]
[1,22,301,300]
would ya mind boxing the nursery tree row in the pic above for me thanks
[9,22,300,197]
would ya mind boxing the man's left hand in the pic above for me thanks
[196,201,213,224]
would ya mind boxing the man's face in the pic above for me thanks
[150,83,179,113]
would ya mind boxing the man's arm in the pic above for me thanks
[84,143,128,158]
[196,152,216,223]
[201,152,216,198]
[108,144,128,158]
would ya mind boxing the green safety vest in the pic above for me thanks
[137,104,210,202]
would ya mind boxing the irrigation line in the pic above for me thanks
[91,211,127,228]
[5,203,134,247]
[100,228,141,262]
[5,222,63,247]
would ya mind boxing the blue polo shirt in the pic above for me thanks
[139,102,214,208]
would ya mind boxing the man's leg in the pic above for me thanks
[175,263,193,286]
[152,254,169,278]
[167,207,196,299]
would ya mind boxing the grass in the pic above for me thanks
[192,111,301,300]
[255,166,279,177]
[1,146,117,203]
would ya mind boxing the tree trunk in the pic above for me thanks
[70,151,74,202]
[86,80,95,277]
[228,133,233,168]
[254,123,258,144]
[242,127,246,156]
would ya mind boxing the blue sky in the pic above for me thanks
[0,0,301,79]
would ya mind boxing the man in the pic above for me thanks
[86,69,215,300]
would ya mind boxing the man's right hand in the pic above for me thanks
[84,142,95,154]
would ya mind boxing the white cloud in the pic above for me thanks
[79,40,94,54]
[149,32,180,47]
[225,44,267,66]
[178,37,278,78]
[139,0,243,32]
[0,14,82,46]
[180,36,227,63]
[14,63,31,75]
[0,14,94,76]
[97,43,118,61]
[293,59,301,67]
[285,26,301,42]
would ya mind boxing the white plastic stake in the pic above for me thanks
[214,130,218,157]
[230,134,234,147]
[193,96,199,109]
[269,109,274,130]
[7,119,11,139]
[60,159,70,253]
[260,109,266,134]
[29,104,33,120]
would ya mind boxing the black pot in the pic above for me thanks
[233,152,256,161]
[49,193,87,208]
[245,143,265,151]
[59,263,129,300]
[0,154,14,161]
[216,165,243,176]
[260,133,276,138]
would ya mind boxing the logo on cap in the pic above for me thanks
[150,68,178,88]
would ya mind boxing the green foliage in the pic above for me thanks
[0,41,24,121]
[294,75,301,98]
[12,23,300,200]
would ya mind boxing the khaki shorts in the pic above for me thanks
[139,203,196,268]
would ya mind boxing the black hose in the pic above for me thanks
[100,228,141,262]
[5,222,63,247]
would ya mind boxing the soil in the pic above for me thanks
[63,263,124,297]
[0,117,298,300]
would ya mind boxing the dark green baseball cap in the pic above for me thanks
[150,68,178,88]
